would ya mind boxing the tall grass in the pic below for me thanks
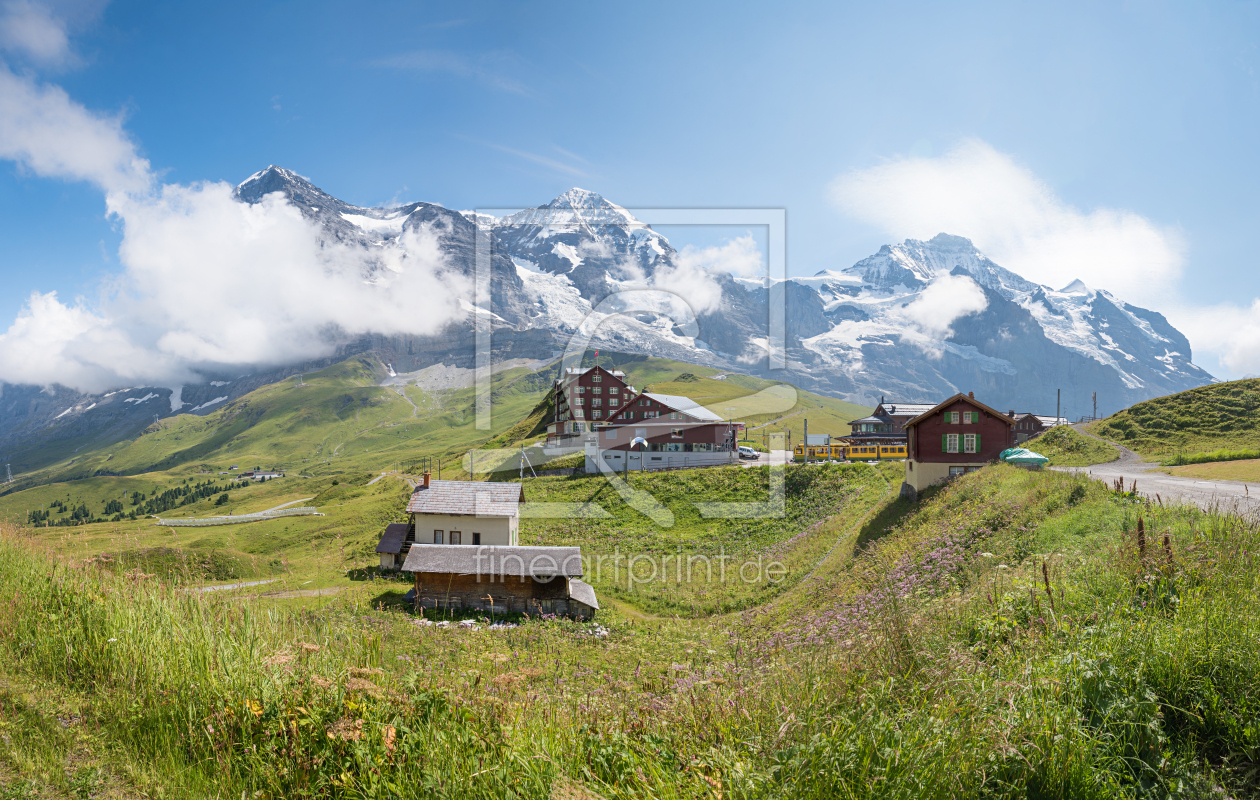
[1163,447,1260,466]
[4,466,1260,797]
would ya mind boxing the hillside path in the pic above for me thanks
[1053,424,1260,515]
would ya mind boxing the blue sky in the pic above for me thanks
[1,0,1259,382]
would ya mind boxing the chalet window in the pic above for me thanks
[609,386,619,394]
[473,533,481,545]
[449,531,461,545]
[943,434,959,453]
[592,386,602,394]
[625,411,635,419]
[576,386,585,394]
[592,398,602,407]
[592,410,602,419]
[592,374,602,383]
[671,428,683,438]
[963,433,979,453]
[606,430,616,439]
[949,466,966,477]
[433,530,444,544]
[574,409,584,418]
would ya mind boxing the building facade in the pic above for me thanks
[901,393,1016,499]
[547,365,636,445]
[375,473,524,570]
[586,390,741,471]
[401,544,599,619]
[844,398,936,446]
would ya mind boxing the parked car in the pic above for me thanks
[738,446,760,460]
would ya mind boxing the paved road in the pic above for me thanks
[1053,424,1260,515]
[739,449,790,468]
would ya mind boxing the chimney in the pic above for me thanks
[968,391,974,399]
[421,471,431,489]
[1008,410,1015,418]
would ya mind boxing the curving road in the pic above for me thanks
[1052,425,1260,515]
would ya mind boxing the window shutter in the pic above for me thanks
[976,433,981,451]
[942,434,947,452]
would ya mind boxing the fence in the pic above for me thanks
[154,507,320,527]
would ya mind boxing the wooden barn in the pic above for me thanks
[401,544,599,619]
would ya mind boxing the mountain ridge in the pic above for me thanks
[0,167,1214,470]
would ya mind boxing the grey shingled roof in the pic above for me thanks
[643,393,724,422]
[401,544,583,577]
[405,480,524,517]
[375,523,410,554]
[568,578,600,610]
[880,403,936,416]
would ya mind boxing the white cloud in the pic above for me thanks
[0,64,151,198]
[894,274,988,356]
[829,139,1185,305]
[0,1,71,65]
[676,234,763,279]
[636,235,764,318]
[1169,302,1260,377]
[0,68,471,395]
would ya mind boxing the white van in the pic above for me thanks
[737,446,760,460]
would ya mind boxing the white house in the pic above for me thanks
[376,473,524,570]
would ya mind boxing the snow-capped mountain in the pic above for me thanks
[0,168,1214,470]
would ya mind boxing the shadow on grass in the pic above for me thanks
[346,567,412,583]
[853,485,940,553]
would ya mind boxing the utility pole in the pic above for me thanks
[1056,390,1060,424]
[1092,392,1097,421]
[803,418,809,463]
[5,464,11,484]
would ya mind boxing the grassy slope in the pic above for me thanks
[1161,458,1260,483]
[1027,425,1120,466]
[4,464,1260,796]
[1090,377,1260,462]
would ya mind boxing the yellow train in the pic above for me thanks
[792,443,907,461]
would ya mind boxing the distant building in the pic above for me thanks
[843,398,936,446]
[545,365,742,470]
[901,392,1017,500]
[374,472,597,617]
[589,390,742,471]
[1009,412,1068,443]
[242,470,284,481]
[546,365,636,445]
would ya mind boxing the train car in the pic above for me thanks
[792,444,835,461]
[793,442,908,461]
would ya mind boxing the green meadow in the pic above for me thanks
[4,462,1260,797]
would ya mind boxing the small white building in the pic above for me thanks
[376,473,524,570]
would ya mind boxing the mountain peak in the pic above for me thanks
[234,165,338,207]
[1059,278,1093,296]
[550,187,608,209]
[926,232,977,250]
